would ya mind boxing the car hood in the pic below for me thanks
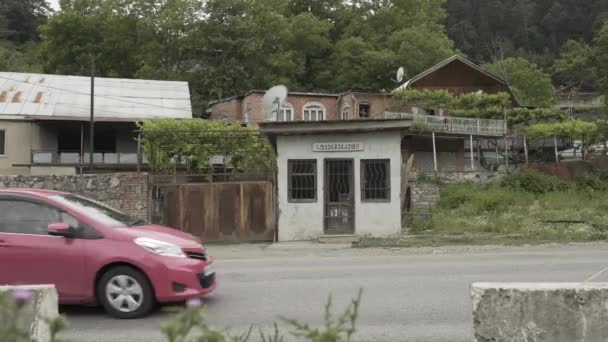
[117,225,202,248]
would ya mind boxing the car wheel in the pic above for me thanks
[97,266,155,319]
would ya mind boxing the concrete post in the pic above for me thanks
[472,282,608,342]
[432,131,438,172]
[523,135,529,164]
[470,135,474,171]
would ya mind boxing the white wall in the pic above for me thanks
[276,132,402,241]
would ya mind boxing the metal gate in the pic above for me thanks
[324,159,355,234]
[150,175,275,242]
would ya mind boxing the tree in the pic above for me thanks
[594,20,608,95]
[323,0,456,91]
[484,57,556,107]
[0,0,51,43]
[553,40,596,87]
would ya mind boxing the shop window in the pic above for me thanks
[359,103,370,118]
[360,159,390,202]
[288,159,317,202]
[303,103,325,121]
[0,130,5,156]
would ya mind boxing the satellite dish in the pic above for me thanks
[263,85,288,121]
[396,67,405,83]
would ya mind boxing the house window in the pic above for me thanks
[359,103,370,118]
[341,106,349,120]
[303,103,325,121]
[288,159,317,202]
[278,102,294,122]
[361,159,390,202]
[0,130,4,156]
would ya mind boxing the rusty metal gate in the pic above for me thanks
[324,159,355,235]
[150,175,275,242]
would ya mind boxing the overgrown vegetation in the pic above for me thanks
[393,89,566,126]
[1,289,363,342]
[138,119,275,174]
[409,172,608,241]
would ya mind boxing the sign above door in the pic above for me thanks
[312,142,364,152]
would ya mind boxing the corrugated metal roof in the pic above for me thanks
[0,72,193,121]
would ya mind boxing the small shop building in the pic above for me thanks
[261,120,409,241]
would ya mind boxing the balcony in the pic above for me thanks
[384,112,506,137]
[32,150,148,165]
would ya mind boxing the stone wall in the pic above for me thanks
[0,173,148,220]
[409,181,441,209]
[472,282,608,342]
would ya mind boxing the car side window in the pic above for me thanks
[0,199,61,235]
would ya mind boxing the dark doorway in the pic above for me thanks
[324,159,354,235]
[94,125,117,152]
[58,123,82,152]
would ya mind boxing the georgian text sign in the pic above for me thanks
[312,142,364,152]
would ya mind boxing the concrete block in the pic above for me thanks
[472,282,608,342]
[317,234,360,244]
[0,285,59,342]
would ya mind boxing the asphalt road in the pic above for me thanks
[63,243,608,342]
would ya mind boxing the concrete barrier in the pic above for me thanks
[0,285,59,342]
[472,282,608,342]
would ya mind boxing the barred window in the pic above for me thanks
[288,160,317,202]
[361,159,390,202]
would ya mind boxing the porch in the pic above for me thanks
[28,121,146,171]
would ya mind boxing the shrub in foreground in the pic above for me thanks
[0,289,363,342]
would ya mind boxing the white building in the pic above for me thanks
[261,120,409,241]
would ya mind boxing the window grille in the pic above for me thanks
[361,159,390,201]
[288,159,317,202]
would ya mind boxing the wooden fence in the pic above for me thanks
[152,180,275,242]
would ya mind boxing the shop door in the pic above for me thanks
[324,159,355,234]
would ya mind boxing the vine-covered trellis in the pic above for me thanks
[138,119,275,175]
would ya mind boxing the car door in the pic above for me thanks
[0,195,88,302]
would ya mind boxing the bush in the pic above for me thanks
[439,183,515,213]
[500,172,573,193]
[438,183,478,209]
[576,174,608,191]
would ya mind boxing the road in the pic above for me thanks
[64,243,608,342]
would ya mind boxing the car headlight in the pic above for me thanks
[134,237,186,258]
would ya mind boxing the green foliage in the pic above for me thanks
[553,40,596,87]
[161,291,362,342]
[594,20,608,94]
[439,183,515,212]
[483,57,556,107]
[525,120,602,157]
[500,172,573,194]
[445,0,608,70]
[138,119,275,174]
[418,172,608,237]
[393,89,564,126]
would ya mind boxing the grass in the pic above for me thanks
[358,172,608,248]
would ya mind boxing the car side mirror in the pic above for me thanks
[48,222,73,238]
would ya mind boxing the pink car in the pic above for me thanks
[0,189,216,319]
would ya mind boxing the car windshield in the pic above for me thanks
[51,194,145,228]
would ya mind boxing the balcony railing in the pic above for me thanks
[385,112,506,136]
[32,150,148,165]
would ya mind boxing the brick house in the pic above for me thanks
[209,55,516,173]
[206,90,401,126]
